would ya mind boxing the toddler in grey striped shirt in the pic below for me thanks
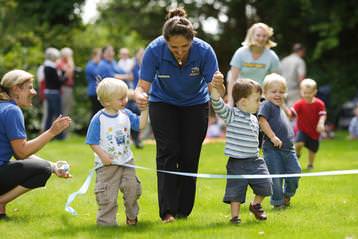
[210,72,272,224]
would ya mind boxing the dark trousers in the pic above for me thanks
[149,102,209,219]
[89,95,103,117]
[126,100,142,146]
[0,158,52,195]
[45,92,64,140]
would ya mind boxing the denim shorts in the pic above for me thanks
[223,157,272,204]
[296,131,319,153]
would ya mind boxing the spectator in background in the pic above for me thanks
[43,47,65,140]
[36,50,47,132]
[85,48,102,117]
[127,48,145,148]
[57,47,75,138]
[227,22,280,106]
[348,104,358,140]
[58,47,75,117]
[118,48,135,75]
[280,43,306,107]
[97,45,132,83]
[132,48,144,89]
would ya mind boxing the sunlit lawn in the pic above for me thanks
[1,132,357,239]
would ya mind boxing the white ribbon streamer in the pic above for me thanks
[65,161,358,216]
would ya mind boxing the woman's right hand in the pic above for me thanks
[135,91,149,111]
[49,115,72,136]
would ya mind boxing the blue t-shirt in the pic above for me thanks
[85,60,99,96]
[230,46,280,85]
[0,101,26,166]
[97,59,125,80]
[258,100,294,149]
[140,36,218,106]
[132,59,140,89]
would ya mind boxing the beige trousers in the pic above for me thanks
[95,160,141,226]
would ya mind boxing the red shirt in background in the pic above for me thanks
[291,97,326,140]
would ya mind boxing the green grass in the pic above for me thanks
[1,132,357,239]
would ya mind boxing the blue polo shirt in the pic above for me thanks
[141,36,218,106]
[0,101,26,166]
[85,60,99,96]
[97,59,125,80]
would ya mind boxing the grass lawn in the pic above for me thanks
[1,132,357,239]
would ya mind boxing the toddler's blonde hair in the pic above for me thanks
[96,78,128,106]
[300,78,317,90]
[262,73,287,94]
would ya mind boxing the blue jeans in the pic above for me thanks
[45,91,64,140]
[263,144,301,206]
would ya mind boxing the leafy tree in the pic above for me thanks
[98,0,358,122]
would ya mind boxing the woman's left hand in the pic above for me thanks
[49,115,72,136]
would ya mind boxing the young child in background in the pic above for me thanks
[86,78,148,226]
[211,73,272,224]
[289,78,327,170]
[348,104,358,139]
[258,73,301,209]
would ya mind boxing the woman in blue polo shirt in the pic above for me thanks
[0,69,71,219]
[135,8,221,222]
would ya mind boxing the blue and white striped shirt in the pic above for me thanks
[211,98,259,159]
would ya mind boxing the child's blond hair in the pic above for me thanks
[96,78,128,106]
[262,73,287,94]
[300,78,317,90]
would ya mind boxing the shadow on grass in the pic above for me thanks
[43,215,267,237]
[43,215,157,237]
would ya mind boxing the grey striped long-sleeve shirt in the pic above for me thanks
[211,97,259,159]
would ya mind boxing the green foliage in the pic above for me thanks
[1,0,358,133]
[0,135,357,238]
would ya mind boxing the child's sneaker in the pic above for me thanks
[249,203,267,220]
[230,216,241,224]
[284,196,291,207]
[273,204,285,210]
[126,217,138,226]
[307,164,314,170]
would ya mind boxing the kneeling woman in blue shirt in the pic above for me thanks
[0,69,71,219]
[135,7,221,222]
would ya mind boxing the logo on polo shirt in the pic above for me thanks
[157,74,171,79]
[190,67,200,76]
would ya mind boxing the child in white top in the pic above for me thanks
[86,78,148,226]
